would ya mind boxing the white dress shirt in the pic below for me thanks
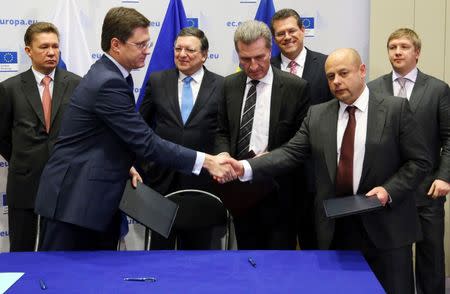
[392,68,418,100]
[280,47,307,78]
[242,66,273,155]
[32,67,55,101]
[178,67,204,106]
[337,86,369,194]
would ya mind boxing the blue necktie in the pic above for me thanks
[181,76,194,124]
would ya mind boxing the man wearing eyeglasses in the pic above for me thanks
[0,22,81,252]
[33,7,235,251]
[270,8,333,250]
[215,20,310,249]
[139,27,224,250]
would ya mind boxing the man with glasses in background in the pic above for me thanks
[139,27,224,250]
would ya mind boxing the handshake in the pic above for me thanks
[203,153,245,184]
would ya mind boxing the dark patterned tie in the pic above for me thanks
[336,106,356,196]
[236,80,259,159]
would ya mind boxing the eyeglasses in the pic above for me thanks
[174,47,199,55]
[126,40,153,50]
[274,28,299,39]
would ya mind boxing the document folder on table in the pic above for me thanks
[323,194,383,218]
[120,180,178,238]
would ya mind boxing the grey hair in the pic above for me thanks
[234,20,272,52]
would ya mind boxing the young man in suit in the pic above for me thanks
[215,20,310,249]
[34,7,235,251]
[139,27,224,249]
[270,8,333,249]
[224,48,432,293]
[0,22,81,251]
[368,28,449,294]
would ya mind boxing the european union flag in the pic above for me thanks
[136,0,188,109]
[254,0,280,57]
[0,52,18,64]
[302,17,315,29]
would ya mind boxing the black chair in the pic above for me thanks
[146,189,231,250]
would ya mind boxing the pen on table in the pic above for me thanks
[124,277,156,282]
[39,279,47,290]
[248,257,257,268]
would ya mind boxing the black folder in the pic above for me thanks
[119,180,178,238]
[323,194,383,219]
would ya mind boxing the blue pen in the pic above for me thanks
[39,279,47,290]
[124,277,156,282]
[248,257,257,267]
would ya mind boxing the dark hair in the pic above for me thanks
[101,7,149,52]
[176,27,209,52]
[24,22,59,46]
[270,8,303,35]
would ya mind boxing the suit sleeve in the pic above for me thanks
[436,83,450,182]
[382,99,432,203]
[250,107,312,179]
[95,77,197,174]
[0,82,12,161]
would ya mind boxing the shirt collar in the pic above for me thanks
[179,66,204,83]
[246,65,273,85]
[105,53,130,79]
[392,67,418,83]
[280,47,307,68]
[338,86,369,115]
[31,67,55,84]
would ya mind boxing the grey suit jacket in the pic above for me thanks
[0,68,81,208]
[139,67,223,194]
[249,93,432,249]
[368,70,449,206]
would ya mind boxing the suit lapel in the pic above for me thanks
[408,70,428,113]
[360,95,387,185]
[302,48,317,81]
[51,68,69,126]
[188,69,215,123]
[21,69,46,126]
[323,101,339,183]
[268,68,282,149]
[165,69,183,125]
[230,72,247,150]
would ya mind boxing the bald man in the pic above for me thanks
[222,48,431,293]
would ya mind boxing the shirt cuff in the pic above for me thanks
[239,160,253,182]
[192,152,205,175]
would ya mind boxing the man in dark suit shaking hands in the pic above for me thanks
[0,22,81,251]
[34,7,235,251]
[223,48,431,293]
[139,28,224,249]
[368,28,449,294]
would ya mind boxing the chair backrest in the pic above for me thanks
[165,189,228,230]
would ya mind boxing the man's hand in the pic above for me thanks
[427,179,450,199]
[129,166,142,188]
[366,186,389,206]
[203,154,237,183]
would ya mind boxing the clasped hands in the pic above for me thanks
[203,153,244,184]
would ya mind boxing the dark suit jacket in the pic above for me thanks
[0,68,81,209]
[34,55,197,232]
[271,48,332,106]
[215,66,310,215]
[249,93,432,250]
[139,67,223,195]
[368,70,449,206]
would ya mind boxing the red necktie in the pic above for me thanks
[41,76,52,133]
[336,106,356,196]
[288,60,297,75]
